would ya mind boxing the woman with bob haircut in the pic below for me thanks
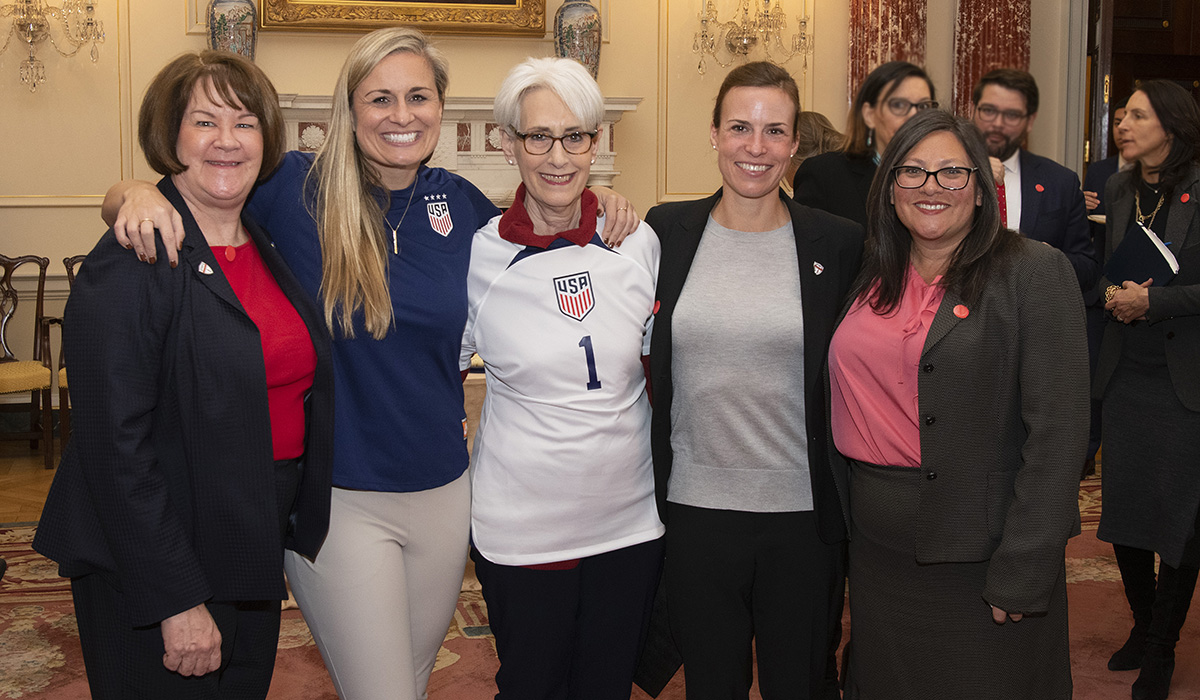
[828,109,1086,699]
[100,28,638,700]
[34,50,334,699]
[462,55,664,699]
[643,60,863,699]
[793,61,936,227]
[1096,79,1200,700]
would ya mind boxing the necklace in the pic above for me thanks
[1135,186,1165,229]
[385,183,418,254]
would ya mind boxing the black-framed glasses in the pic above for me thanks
[512,130,597,155]
[891,165,978,190]
[884,98,939,117]
[974,104,1028,125]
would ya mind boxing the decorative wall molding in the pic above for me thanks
[0,197,104,209]
[276,94,641,207]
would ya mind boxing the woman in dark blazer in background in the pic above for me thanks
[792,61,936,227]
[645,62,863,699]
[829,110,1086,699]
[34,51,333,699]
[1096,79,1200,700]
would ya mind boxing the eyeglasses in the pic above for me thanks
[891,165,978,190]
[884,98,939,117]
[974,104,1028,125]
[512,130,597,156]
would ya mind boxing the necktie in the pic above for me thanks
[996,179,1008,228]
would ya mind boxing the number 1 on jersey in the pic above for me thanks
[578,335,602,391]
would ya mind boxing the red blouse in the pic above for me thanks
[213,240,317,460]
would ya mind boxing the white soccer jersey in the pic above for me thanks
[461,216,665,566]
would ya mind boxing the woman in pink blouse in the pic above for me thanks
[827,110,1087,699]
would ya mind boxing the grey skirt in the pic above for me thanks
[845,460,1071,700]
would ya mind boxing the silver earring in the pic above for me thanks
[712,144,717,150]
[507,159,513,165]
[591,158,596,164]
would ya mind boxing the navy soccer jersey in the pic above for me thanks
[461,216,664,565]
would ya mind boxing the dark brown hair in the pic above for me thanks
[1132,80,1200,191]
[972,68,1039,116]
[844,61,935,157]
[852,109,1021,313]
[138,50,284,181]
[711,61,801,138]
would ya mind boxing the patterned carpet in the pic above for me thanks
[2,471,1195,700]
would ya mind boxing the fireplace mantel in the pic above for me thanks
[276,95,642,207]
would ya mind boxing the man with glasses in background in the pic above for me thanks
[970,69,1098,294]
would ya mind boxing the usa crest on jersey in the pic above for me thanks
[427,200,453,237]
[554,271,595,321]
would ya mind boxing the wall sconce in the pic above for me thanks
[693,0,812,75]
[0,0,104,92]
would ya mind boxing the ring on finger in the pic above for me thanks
[140,218,154,225]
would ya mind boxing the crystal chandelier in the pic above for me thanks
[0,0,104,92]
[693,0,813,76]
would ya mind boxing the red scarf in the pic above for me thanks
[498,183,598,249]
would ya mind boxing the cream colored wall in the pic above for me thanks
[0,0,1080,372]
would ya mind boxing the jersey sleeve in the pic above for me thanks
[612,219,661,356]
[246,151,313,233]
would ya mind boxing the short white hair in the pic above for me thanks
[493,57,604,133]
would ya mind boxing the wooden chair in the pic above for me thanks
[54,255,86,443]
[0,254,54,469]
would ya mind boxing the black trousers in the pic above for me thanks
[71,573,282,700]
[472,537,665,700]
[664,504,844,700]
[70,457,301,700]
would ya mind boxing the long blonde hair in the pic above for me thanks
[308,27,449,339]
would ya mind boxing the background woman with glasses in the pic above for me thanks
[828,110,1086,699]
[462,57,664,699]
[792,61,937,226]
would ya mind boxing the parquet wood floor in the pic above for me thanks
[0,439,58,524]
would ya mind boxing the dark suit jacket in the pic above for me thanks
[1094,165,1200,411]
[646,189,864,545]
[1082,155,1121,296]
[792,151,877,227]
[34,177,334,628]
[892,239,1088,613]
[1015,149,1099,294]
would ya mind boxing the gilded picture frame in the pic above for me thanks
[259,0,546,36]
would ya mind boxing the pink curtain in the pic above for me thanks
[952,0,1030,117]
[847,0,928,111]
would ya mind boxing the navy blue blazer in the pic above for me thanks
[1015,149,1099,293]
[34,177,334,628]
[1083,155,1121,283]
[646,189,864,545]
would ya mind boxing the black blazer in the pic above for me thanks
[34,177,334,628]
[1015,149,1099,294]
[646,189,864,544]
[1094,165,1200,411]
[792,150,877,227]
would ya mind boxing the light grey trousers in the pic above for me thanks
[284,472,471,700]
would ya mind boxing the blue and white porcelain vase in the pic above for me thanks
[207,0,257,60]
[554,0,601,79]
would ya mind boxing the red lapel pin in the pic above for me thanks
[953,304,970,319]
[1035,184,1045,193]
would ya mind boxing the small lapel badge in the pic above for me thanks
[813,262,825,275]
[953,304,970,319]
[653,300,661,315]
[198,262,214,275]
[1183,193,1191,204]
[1035,184,1045,193]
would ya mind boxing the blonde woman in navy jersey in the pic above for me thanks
[461,56,664,700]
[100,31,639,700]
